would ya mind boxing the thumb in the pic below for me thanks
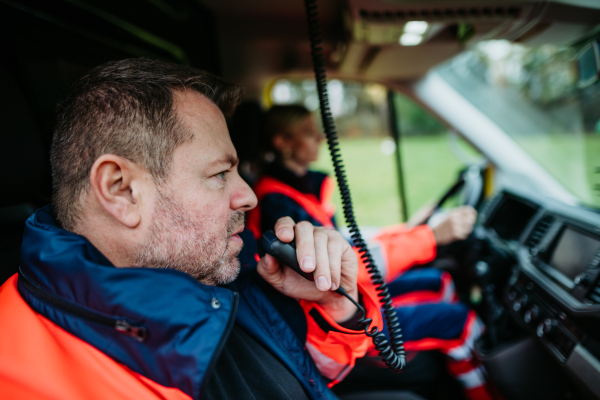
[256,253,282,284]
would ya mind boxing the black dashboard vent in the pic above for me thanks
[525,215,555,248]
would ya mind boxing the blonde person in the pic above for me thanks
[247,104,496,400]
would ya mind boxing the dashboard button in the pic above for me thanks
[537,318,558,338]
[574,273,591,286]
[524,305,539,324]
[513,295,528,312]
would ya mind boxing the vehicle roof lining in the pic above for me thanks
[202,0,600,98]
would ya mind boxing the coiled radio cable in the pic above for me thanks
[303,0,406,372]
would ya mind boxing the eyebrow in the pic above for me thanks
[207,154,239,170]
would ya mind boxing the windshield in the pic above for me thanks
[436,40,600,209]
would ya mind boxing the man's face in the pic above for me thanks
[133,91,257,285]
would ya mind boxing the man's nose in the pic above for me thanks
[231,175,258,212]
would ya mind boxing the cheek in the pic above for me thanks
[189,205,231,245]
[296,138,313,154]
[197,195,231,222]
[304,139,320,158]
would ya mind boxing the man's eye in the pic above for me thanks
[216,172,227,180]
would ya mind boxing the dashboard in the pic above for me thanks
[480,190,600,398]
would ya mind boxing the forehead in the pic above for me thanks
[174,90,236,163]
[293,114,315,128]
[289,114,317,134]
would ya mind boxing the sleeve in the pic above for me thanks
[298,281,383,388]
[368,224,437,283]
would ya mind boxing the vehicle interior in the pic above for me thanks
[2,0,600,399]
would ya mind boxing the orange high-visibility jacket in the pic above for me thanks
[0,206,383,399]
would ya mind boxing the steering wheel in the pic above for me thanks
[425,164,484,225]
[422,165,486,301]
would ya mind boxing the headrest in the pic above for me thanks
[228,101,266,163]
[0,67,46,207]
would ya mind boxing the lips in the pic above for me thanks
[228,225,245,243]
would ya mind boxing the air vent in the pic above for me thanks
[525,215,555,248]
[358,6,521,22]
[586,282,600,304]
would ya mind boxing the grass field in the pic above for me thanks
[310,133,600,228]
[310,134,472,227]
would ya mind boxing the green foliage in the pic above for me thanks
[393,95,447,136]
[311,135,470,227]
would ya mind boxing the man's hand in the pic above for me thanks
[431,205,477,246]
[257,217,359,324]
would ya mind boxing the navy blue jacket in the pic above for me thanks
[15,206,339,399]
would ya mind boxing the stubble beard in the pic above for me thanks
[133,191,245,286]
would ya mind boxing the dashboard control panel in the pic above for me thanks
[524,212,600,302]
[506,273,583,363]
[481,190,600,397]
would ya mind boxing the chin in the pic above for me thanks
[213,259,241,285]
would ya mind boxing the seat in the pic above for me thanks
[333,351,463,399]
[228,100,267,185]
[0,67,47,284]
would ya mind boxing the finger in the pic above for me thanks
[459,223,473,238]
[460,205,477,219]
[326,230,343,291]
[274,216,296,242]
[256,254,282,286]
[313,228,331,291]
[294,221,316,273]
[340,243,359,301]
[457,228,469,240]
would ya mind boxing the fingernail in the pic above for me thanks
[316,276,329,291]
[330,281,338,291]
[263,254,271,266]
[302,256,315,271]
[280,228,293,238]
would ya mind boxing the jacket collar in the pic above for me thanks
[264,161,327,199]
[19,205,237,400]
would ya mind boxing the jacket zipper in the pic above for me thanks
[199,291,239,399]
[18,269,147,341]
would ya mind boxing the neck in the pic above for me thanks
[281,158,308,176]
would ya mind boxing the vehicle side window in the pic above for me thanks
[270,79,402,227]
[391,92,482,216]
[268,80,482,227]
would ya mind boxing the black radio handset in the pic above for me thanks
[262,230,362,306]
[262,230,314,281]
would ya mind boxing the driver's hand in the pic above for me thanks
[256,217,359,324]
[431,205,477,245]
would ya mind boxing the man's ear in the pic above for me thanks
[272,134,289,152]
[89,154,146,228]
